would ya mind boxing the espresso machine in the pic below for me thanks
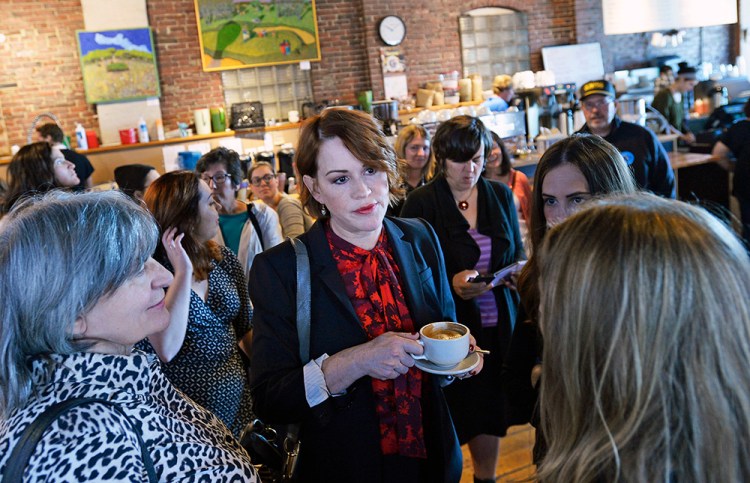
[515,83,577,139]
[372,100,400,136]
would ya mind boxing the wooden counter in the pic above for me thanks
[0,123,302,164]
[669,151,717,169]
[0,124,302,185]
[669,151,730,208]
[509,150,730,209]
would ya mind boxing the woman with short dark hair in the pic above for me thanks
[401,115,524,483]
[196,147,282,280]
[114,164,160,201]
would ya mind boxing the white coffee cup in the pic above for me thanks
[412,322,470,367]
[288,110,300,123]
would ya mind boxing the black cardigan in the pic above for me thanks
[400,175,525,352]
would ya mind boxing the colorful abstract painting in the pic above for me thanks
[194,0,321,71]
[76,28,160,104]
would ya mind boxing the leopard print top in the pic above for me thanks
[0,351,258,482]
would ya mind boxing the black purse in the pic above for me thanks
[3,397,157,483]
[241,236,310,482]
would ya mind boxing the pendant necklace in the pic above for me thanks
[455,185,476,211]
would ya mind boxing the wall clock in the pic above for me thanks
[378,15,406,46]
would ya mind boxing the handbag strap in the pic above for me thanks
[290,237,311,362]
[247,202,265,251]
[4,397,157,483]
[285,236,311,479]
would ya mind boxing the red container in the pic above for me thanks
[119,128,137,145]
[85,130,99,149]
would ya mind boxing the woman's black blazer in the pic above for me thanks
[249,217,462,482]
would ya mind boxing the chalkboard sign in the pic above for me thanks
[541,43,605,91]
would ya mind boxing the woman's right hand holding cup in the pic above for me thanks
[356,332,423,381]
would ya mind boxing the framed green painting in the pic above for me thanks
[194,0,321,72]
[76,28,160,104]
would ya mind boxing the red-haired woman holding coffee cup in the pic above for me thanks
[249,109,484,482]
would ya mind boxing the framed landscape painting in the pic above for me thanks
[194,0,321,72]
[76,28,160,104]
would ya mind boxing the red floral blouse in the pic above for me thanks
[326,225,427,459]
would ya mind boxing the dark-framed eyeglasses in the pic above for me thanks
[201,172,233,185]
[581,97,614,111]
[250,173,276,186]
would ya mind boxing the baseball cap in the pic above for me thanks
[580,80,616,101]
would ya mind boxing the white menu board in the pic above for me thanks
[603,0,737,35]
[541,43,605,91]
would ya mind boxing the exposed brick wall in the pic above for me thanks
[0,0,97,151]
[146,0,225,131]
[0,0,736,154]
[310,0,370,105]
[356,0,579,101]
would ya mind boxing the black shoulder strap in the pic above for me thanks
[247,202,265,251]
[284,236,310,472]
[289,237,310,362]
[4,397,157,483]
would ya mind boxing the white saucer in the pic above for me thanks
[414,352,480,376]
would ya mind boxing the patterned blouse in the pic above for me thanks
[0,351,258,482]
[327,225,427,459]
[143,246,253,437]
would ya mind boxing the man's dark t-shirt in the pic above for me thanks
[719,119,750,200]
[579,116,676,198]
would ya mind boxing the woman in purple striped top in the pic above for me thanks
[401,115,525,483]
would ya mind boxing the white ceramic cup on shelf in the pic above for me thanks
[194,108,211,135]
[288,110,300,123]
[411,322,470,368]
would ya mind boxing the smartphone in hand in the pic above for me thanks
[469,260,527,285]
[469,274,495,284]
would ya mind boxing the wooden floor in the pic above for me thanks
[459,424,536,483]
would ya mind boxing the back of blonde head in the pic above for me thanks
[537,194,750,482]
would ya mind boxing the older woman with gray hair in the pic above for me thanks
[196,147,282,280]
[0,191,258,481]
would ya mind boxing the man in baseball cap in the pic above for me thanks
[577,79,675,198]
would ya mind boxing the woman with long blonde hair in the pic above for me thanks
[537,194,750,482]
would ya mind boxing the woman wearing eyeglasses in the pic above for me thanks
[196,147,283,281]
[2,142,80,213]
[248,161,314,238]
